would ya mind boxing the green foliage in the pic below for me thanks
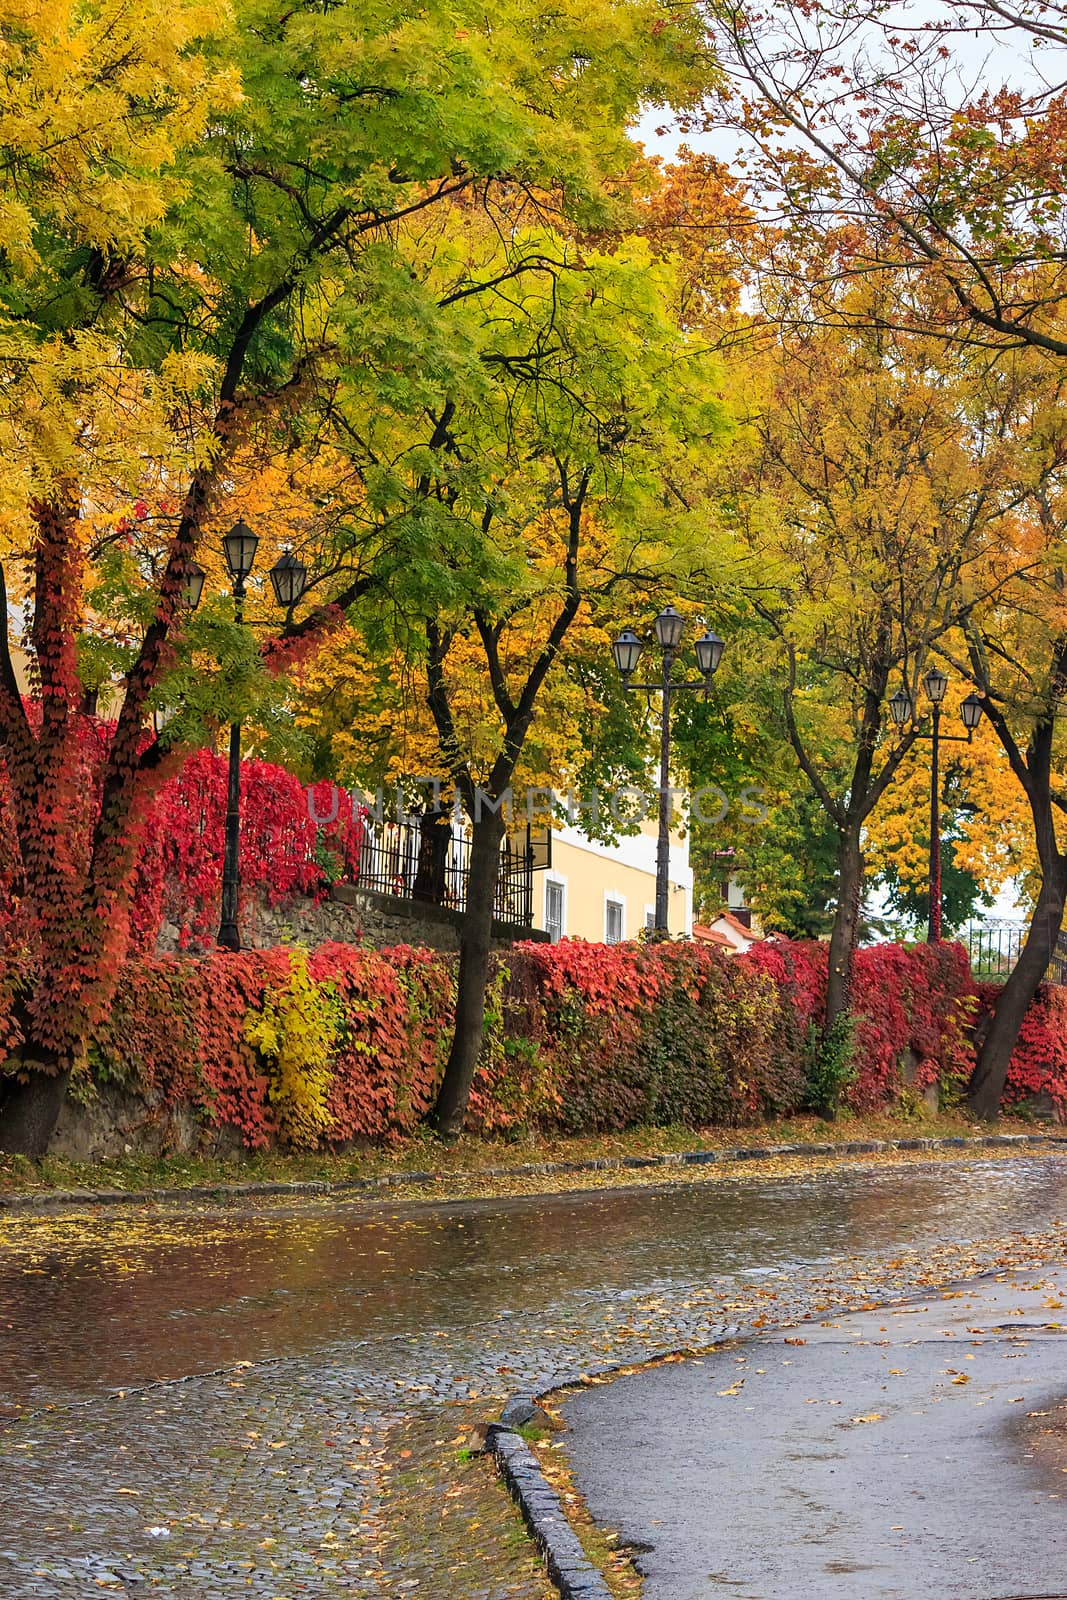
[707,787,840,937]
[672,661,833,932]
[880,836,994,935]
[807,1012,857,1119]
[313,837,347,888]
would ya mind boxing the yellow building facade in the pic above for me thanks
[531,818,692,944]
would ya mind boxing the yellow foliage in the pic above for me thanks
[292,612,607,802]
[865,676,1035,902]
[0,0,236,269]
[182,438,365,624]
[0,0,237,510]
[243,955,341,1149]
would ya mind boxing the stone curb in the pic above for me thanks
[0,1131,1062,1212]
[488,1424,613,1600]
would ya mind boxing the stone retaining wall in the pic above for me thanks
[157,883,548,955]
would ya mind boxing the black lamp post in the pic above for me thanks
[180,528,308,951]
[888,669,983,943]
[612,606,724,936]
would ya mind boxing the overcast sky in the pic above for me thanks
[636,1,1053,163]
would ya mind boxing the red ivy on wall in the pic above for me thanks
[130,751,366,948]
[59,934,1059,1153]
[92,941,456,1148]
[0,731,367,958]
[975,980,1067,1117]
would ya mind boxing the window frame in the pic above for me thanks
[544,875,566,943]
[604,893,626,945]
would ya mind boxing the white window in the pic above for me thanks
[644,907,656,931]
[605,896,625,945]
[545,878,565,943]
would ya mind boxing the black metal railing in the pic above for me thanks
[879,919,1067,985]
[1047,932,1067,986]
[347,816,535,927]
[964,921,1028,980]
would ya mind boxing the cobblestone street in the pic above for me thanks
[0,1153,1064,1596]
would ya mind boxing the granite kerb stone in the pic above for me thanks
[0,1132,1061,1213]
[487,1424,613,1600]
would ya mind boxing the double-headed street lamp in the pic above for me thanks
[181,522,308,951]
[612,605,725,936]
[888,667,984,944]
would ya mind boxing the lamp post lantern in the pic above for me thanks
[890,669,983,944]
[960,694,983,732]
[888,687,913,728]
[269,547,308,611]
[612,606,725,937]
[179,526,309,951]
[611,629,643,683]
[181,561,206,611]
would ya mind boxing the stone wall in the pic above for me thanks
[157,883,549,956]
[51,1081,249,1162]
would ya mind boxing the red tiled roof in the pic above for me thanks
[691,923,735,949]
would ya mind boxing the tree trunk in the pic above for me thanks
[968,862,1067,1120]
[825,822,864,1035]
[412,809,450,905]
[430,811,505,1139]
[0,1063,72,1157]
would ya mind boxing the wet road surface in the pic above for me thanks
[0,1154,1063,1595]
[3,1155,1067,1407]
[562,1265,1067,1600]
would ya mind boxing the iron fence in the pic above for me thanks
[964,921,1028,980]
[1048,933,1067,987]
[965,921,1067,986]
[348,816,535,927]
[877,919,1067,985]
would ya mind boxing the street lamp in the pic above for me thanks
[181,561,206,611]
[694,627,725,679]
[612,605,725,937]
[960,694,983,732]
[923,664,948,706]
[610,629,643,683]
[888,687,913,728]
[890,669,983,944]
[654,603,686,651]
[179,524,309,950]
[269,547,308,611]
[222,520,259,586]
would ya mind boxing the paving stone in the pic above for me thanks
[0,1156,1062,1596]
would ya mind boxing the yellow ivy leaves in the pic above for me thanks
[243,954,341,1148]
[0,0,237,269]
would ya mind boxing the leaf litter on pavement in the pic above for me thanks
[0,1149,1063,1598]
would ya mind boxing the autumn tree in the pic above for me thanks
[285,188,730,1135]
[705,0,1067,1113]
[719,306,1024,1048]
[865,688,1030,932]
[708,0,1067,355]
[946,398,1067,1117]
[0,0,719,1153]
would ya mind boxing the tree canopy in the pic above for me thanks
[0,0,725,1149]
